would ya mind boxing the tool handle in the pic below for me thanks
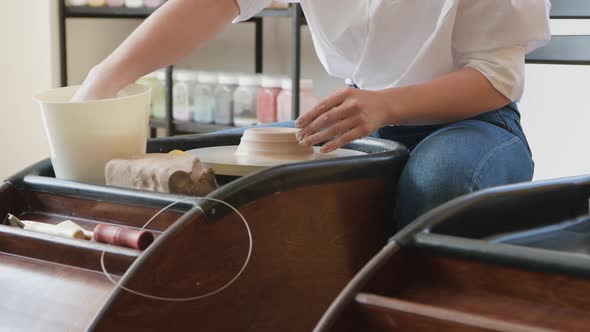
[23,221,85,239]
[93,224,154,250]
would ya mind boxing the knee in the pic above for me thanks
[393,125,533,228]
[399,137,475,204]
[394,136,476,228]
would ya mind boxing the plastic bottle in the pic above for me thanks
[125,0,143,8]
[106,0,125,7]
[172,70,198,122]
[277,79,318,122]
[256,76,283,124]
[144,0,166,8]
[214,73,239,125]
[193,72,218,124]
[88,0,106,6]
[137,71,166,119]
[233,75,261,127]
[67,0,87,5]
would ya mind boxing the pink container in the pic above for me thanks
[277,79,318,122]
[256,77,282,124]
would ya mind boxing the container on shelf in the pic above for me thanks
[106,0,125,7]
[233,75,261,127]
[214,73,239,126]
[137,70,166,119]
[172,70,199,122]
[66,0,87,6]
[144,0,166,8]
[192,72,218,124]
[125,0,143,8]
[256,76,283,124]
[88,0,106,7]
[277,79,318,122]
[268,1,290,9]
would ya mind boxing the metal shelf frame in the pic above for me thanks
[58,2,306,137]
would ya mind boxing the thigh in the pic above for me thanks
[394,119,534,228]
[210,121,296,135]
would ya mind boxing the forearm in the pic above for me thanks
[76,0,238,100]
[384,67,510,125]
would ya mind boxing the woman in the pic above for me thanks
[74,0,551,228]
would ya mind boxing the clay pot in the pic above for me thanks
[235,128,313,161]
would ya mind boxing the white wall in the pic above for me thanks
[519,20,590,180]
[0,1,59,179]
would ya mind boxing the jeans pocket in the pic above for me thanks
[493,111,513,134]
[512,118,533,157]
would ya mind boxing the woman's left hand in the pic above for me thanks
[295,87,394,153]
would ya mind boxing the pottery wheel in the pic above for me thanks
[186,128,366,176]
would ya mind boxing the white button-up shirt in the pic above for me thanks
[235,0,551,102]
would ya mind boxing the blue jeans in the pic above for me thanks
[215,103,534,229]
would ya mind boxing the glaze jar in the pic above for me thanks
[214,73,239,125]
[277,79,318,122]
[233,75,261,127]
[256,76,283,124]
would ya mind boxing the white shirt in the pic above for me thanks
[234,0,551,102]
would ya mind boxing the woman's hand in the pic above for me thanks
[295,87,394,153]
[71,65,121,102]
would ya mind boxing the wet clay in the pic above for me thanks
[235,127,314,161]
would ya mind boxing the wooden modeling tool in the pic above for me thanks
[7,214,85,239]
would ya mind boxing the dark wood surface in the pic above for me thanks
[335,250,590,331]
[0,182,192,330]
[0,252,114,332]
[24,190,182,232]
[356,293,550,332]
[89,178,393,331]
[0,224,138,275]
[0,185,186,274]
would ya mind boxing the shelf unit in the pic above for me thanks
[58,1,306,137]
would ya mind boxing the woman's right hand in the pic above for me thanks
[71,65,121,102]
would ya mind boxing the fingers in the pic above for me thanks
[297,101,357,141]
[320,126,366,153]
[295,87,353,129]
[299,115,358,147]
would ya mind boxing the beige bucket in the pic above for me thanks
[35,84,150,185]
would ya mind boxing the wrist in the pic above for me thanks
[91,61,128,94]
[72,63,125,101]
[379,88,408,126]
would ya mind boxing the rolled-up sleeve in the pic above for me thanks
[452,0,551,101]
[233,0,273,22]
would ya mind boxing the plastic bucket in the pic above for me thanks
[35,84,150,185]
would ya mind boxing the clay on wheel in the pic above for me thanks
[105,154,218,196]
[236,127,314,161]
